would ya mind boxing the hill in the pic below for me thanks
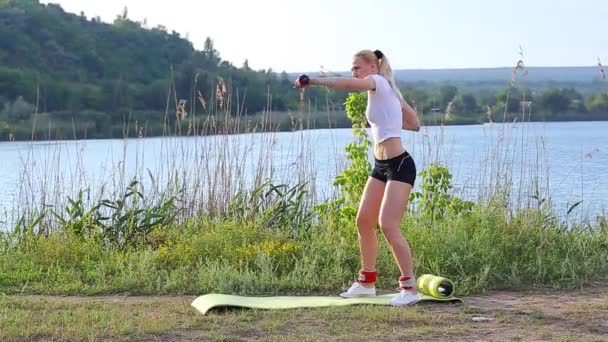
[0,1,606,140]
[0,0,340,139]
[394,66,603,83]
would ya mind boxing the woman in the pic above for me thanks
[295,49,422,306]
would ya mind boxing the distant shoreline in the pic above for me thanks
[2,117,607,142]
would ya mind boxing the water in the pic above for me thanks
[0,121,606,226]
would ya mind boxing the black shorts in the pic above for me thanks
[370,151,416,186]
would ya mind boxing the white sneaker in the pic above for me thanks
[340,282,376,298]
[389,290,421,306]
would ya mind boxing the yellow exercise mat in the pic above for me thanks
[192,275,461,315]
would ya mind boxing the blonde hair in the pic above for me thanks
[354,49,406,108]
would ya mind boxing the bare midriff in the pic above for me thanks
[373,137,406,160]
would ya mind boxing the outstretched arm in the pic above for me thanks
[294,74,376,92]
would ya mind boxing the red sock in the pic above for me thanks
[357,269,377,284]
[399,276,414,290]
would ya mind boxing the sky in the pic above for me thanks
[40,0,608,73]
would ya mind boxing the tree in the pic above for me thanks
[450,93,479,114]
[402,87,430,112]
[437,85,458,109]
[538,89,570,114]
[494,87,532,114]
[203,37,220,67]
[280,71,290,86]
[4,96,35,120]
[585,93,608,113]
[113,6,128,26]
[242,59,251,71]
[559,88,585,113]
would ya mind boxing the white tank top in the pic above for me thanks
[365,74,402,143]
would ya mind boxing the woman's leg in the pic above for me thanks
[378,180,416,292]
[355,177,386,287]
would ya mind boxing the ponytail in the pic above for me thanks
[377,52,407,108]
[355,49,406,108]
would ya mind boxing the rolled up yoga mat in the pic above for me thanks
[416,274,455,298]
[192,274,461,315]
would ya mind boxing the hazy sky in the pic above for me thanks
[41,0,608,73]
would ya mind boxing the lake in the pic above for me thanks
[0,121,606,226]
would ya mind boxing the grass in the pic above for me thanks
[0,296,201,341]
[2,288,608,341]
[0,296,474,341]
[1,205,606,296]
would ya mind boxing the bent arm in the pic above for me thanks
[401,100,421,131]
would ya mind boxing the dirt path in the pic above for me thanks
[4,287,608,341]
[433,287,608,341]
